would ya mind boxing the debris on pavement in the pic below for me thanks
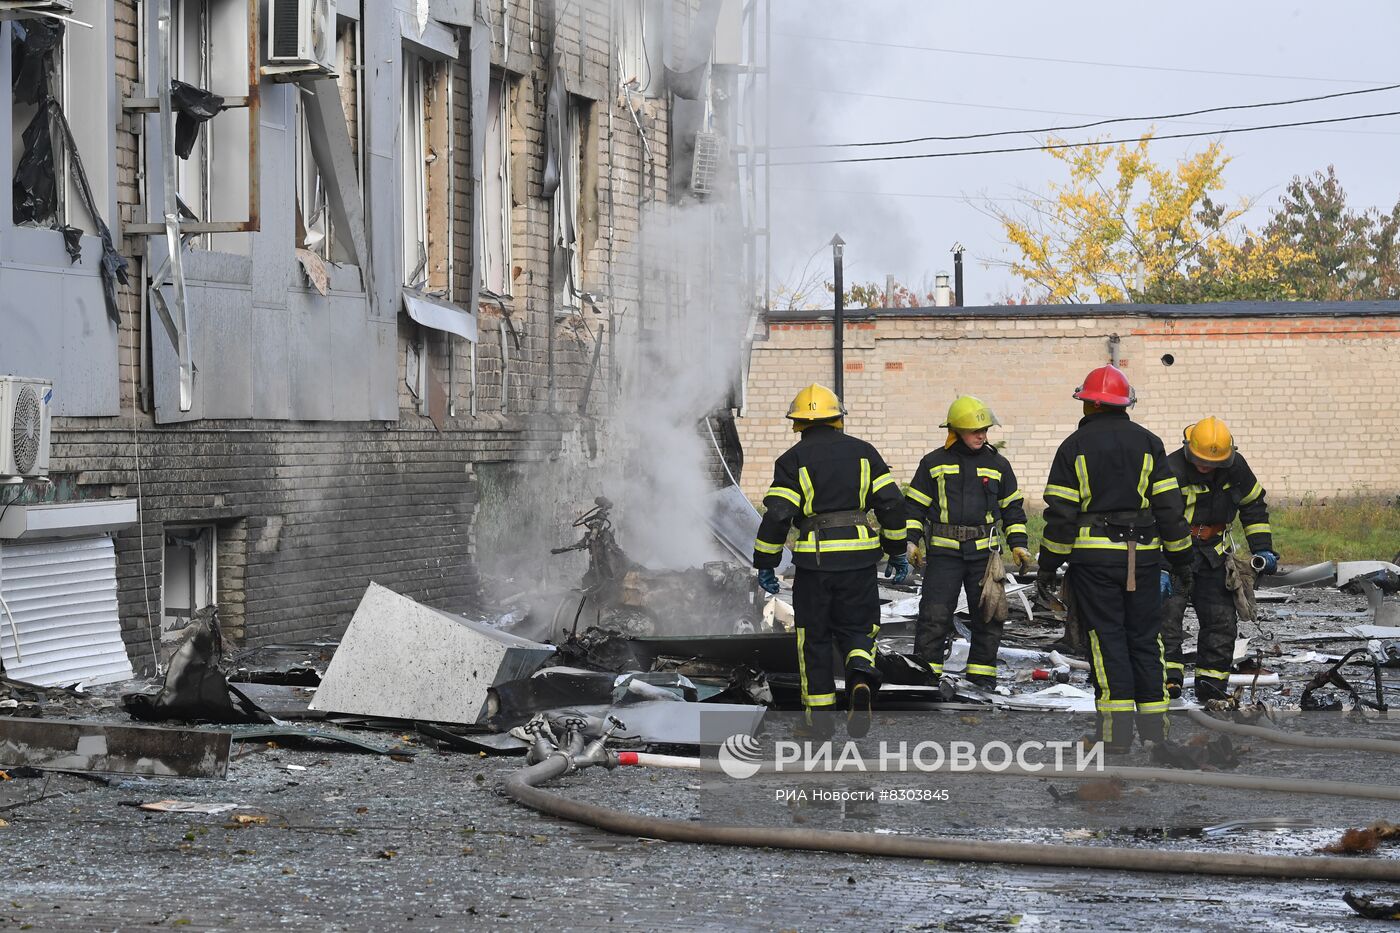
[1344,891,1400,920]
[136,800,242,814]
[0,716,232,778]
[123,612,267,725]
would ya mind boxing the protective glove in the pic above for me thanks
[1011,547,1035,573]
[1252,549,1279,575]
[1170,565,1194,599]
[756,568,780,595]
[885,554,911,585]
[1160,570,1172,599]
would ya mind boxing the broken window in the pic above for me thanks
[400,54,429,287]
[10,6,112,237]
[554,97,588,308]
[480,70,512,297]
[171,0,251,253]
[294,18,360,263]
[615,0,653,93]
[162,524,216,659]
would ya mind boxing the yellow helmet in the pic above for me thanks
[941,395,998,448]
[1184,417,1236,468]
[786,383,846,432]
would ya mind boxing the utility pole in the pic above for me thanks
[952,242,965,308]
[831,233,845,399]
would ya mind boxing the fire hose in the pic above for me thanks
[503,718,1400,882]
[1185,707,1400,754]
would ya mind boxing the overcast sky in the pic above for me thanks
[758,1,1400,305]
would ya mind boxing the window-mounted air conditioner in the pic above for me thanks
[0,376,52,482]
[266,0,337,78]
[0,0,76,20]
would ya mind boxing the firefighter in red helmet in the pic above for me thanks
[1035,365,1192,752]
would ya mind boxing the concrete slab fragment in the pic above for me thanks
[0,717,231,778]
[308,583,554,725]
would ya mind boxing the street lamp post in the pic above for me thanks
[831,233,845,399]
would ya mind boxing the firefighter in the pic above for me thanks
[1159,417,1278,703]
[1035,365,1192,752]
[904,396,1032,692]
[753,384,910,739]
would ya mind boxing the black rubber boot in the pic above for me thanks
[795,709,836,741]
[846,672,874,739]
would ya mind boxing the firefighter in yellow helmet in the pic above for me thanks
[1160,417,1277,704]
[753,384,910,739]
[903,396,1031,692]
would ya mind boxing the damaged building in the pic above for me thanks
[0,0,757,682]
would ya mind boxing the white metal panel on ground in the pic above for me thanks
[0,535,134,687]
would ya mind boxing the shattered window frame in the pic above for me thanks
[170,0,252,254]
[400,53,429,288]
[615,0,653,95]
[480,68,513,297]
[293,17,361,264]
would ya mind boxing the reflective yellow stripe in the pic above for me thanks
[806,694,837,707]
[976,467,1001,481]
[998,490,1025,508]
[1088,630,1111,699]
[965,663,997,677]
[1183,486,1201,524]
[792,537,881,553]
[858,458,871,510]
[1165,661,1185,672]
[935,472,950,523]
[753,540,784,554]
[881,527,907,541]
[1097,700,1136,712]
[871,472,895,493]
[1004,523,1027,538]
[1164,536,1191,553]
[869,624,880,639]
[1074,455,1092,511]
[928,464,960,476]
[846,648,875,665]
[1196,668,1231,680]
[1042,538,1072,555]
[1239,482,1263,506]
[1243,523,1271,536]
[1154,635,1169,705]
[1151,476,1179,495]
[1137,700,1170,714]
[927,662,944,675]
[797,467,815,517]
[1136,454,1153,508]
[1073,528,1162,551]
[766,486,801,507]
[928,536,994,551]
[905,518,924,531]
[905,486,933,507]
[1045,484,1080,503]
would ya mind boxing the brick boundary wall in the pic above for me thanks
[738,306,1400,508]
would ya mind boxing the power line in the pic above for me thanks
[772,83,1400,150]
[771,185,1024,203]
[767,110,1400,167]
[773,31,1383,85]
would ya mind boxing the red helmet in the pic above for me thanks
[1073,364,1136,407]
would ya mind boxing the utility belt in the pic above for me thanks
[796,510,870,567]
[1078,509,1157,592]
[1190,522,1228,541]
[927,522,994,542]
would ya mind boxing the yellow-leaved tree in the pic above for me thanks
[983,133,1310,304]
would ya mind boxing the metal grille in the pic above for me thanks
[11,385,40,474]
[270,0,302,59]
[690,132,725,195]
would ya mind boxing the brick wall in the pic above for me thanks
[738,308,1400,505]
[42,0,712,664]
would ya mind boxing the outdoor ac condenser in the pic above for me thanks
[0,1,75,21]
[0,376,52,481]
[266,0,337,75]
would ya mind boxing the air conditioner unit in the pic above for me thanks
[690,131,727,195]
[0,0,76,20]
[0,376,52,481]
[266,0,337,77]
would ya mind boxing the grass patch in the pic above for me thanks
[1020,496,1400,565]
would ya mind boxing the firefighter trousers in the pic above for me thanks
[1069,563,1170,748]
[792,566,881,710]
[1161,555,1237,701]
[914,552,1002,682]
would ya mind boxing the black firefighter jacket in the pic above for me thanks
[752,425,907,572]
[1166,447,1274,566]
[904,441,1029,559]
